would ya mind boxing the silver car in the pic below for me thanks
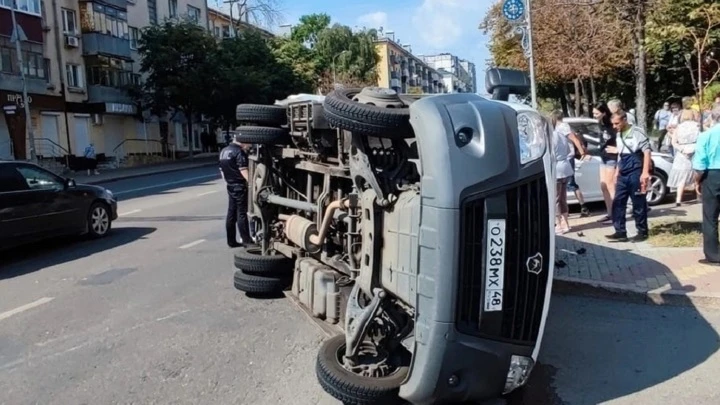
[564,118,674,206]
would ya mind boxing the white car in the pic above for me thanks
[564,117,674,206]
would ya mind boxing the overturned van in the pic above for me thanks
[231,67,556,404]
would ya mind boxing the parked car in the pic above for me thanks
[564,117,674,206]
[0,161,118,251]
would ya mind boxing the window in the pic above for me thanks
[79,3,129,40]
[213,26,220,37]
[129,27,139,49]
[15,166,64,191]
[62,8,77,34]
[147,0,157,24]
[0,37,48,81]
[222,25,230,38]
[1,0,41,15]
[85,55,139,89]
[0,166,29,193]
[66,64,83,88]
[168,0,177,18]
[187,5,200,22]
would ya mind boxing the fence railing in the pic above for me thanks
[112,138,176,166]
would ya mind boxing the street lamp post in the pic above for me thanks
[503,0,537,109]
[10,0,37,162]
[332,50,350,89]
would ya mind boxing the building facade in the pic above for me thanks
[1,0,208,165]
[419,53,477,94]
[207,8,274,40]
[374,38,446,95]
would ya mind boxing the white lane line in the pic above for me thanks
[118,209,142,216]
[178,239,206,249]
[114,174,219,196]
[0,297,55,322]
[197,190,218,197]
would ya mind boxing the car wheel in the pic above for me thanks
[236,104,287,126]
[233,245,294,277]
[233,269,291,294]
[315,334,408,405]
[87,202,111,238]
[322,88,413,139]
[646,171,668,206]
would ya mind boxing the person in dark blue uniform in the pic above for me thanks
[219,133,253,248]
[605,110,653,242]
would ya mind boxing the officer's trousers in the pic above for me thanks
[701,170,720,262]
[226,183,252,246]
[611,170,648,235]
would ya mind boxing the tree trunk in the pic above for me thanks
[562,84,573,116]
[632,4,648,132]
[590,76,597,106]
[579,77,590,117]
[574,78,581,117]
[187,109,194,160]
[698,45,705,131]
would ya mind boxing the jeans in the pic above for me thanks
[701,170,720,262]
[226,183,252,246]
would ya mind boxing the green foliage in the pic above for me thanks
[274,15,381,92]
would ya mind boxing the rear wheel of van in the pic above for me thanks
[236,104,287,126]
[234,126,290,145]
[233,245,293,277]
[322,88,413,139]
[233,269,291,294]
[316,334,408,405]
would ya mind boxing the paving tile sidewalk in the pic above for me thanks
[71,154,218,185]
[554,201,720,307]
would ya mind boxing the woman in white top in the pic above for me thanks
[551,110,589,234]
[668,109,700,205]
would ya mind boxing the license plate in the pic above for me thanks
[484,219,506,312]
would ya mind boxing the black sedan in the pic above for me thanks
[0,160,118,250]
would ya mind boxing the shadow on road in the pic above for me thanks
[506,239,720,404]
[116,215,224,223]
[0,227,156,280]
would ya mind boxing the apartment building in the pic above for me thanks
[419,53,477,94]
[207,7,274,40]
[0,0,207,164]
[374,37,446,95]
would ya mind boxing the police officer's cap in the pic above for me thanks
[233,131,244,143]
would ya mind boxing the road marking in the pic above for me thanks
[197,190,218,197]
[0,297,54,322]
[114,174,219,196]
[118,209,142,216]
[178,239,206,249]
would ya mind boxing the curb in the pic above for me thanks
[82,162,217,185]
[553,277,720,309]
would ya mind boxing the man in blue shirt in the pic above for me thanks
[692,105,720,265]
[606,110,653,242]
[654,102,672,149]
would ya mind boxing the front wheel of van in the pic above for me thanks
[316,334,409,405]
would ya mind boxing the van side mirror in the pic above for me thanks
[485,68,531,101]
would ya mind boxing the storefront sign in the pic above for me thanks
[105,103,137,115]
[0,90,64,111]
[5,93,32,108]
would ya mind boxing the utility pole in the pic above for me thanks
[10,0,37,162]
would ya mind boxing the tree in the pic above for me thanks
[214,0,283,28]
[648,0,720,109]
[137,20,218,158]
[290,13,331,47]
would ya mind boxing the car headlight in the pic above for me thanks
[517,111,548,164]
[503,355,535,394]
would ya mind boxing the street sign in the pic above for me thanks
[502,0,525,21]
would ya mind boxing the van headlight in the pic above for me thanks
[517,111,548,164]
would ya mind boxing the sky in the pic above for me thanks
[209,0,497,94]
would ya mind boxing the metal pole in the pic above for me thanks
[10,0,37,162]
[526,0,538,109]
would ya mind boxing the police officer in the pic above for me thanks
[219,133,253,248]
[605,110,652,242]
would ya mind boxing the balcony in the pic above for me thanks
[0,72,50,94]
[401,69,409,77]
[84,0,129,10]
[87,85,133,104]
[82,33,132,59]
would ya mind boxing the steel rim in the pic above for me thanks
[91,206,109,235]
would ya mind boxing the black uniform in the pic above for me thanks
[219,142,252,247]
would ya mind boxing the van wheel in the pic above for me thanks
[316,334,408,405]
[87,202,111,238]
[233,126,289,145]
[233,270,291,294]
[323,88,413,139]
[236,104,287,126]
[233,245,293,277]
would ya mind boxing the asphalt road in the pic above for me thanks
[1,166,719,405]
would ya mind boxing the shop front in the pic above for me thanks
[0,90,65,160]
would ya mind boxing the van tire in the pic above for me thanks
[236,104,287,126]
[233,245,293,276]
[234,126,289,145]
[233,270,291,294]
[322,89,413,139]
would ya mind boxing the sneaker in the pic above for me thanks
[580,206,590,217]
[605,232,628,242]
[630,233,648,242]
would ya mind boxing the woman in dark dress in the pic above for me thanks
[593,102,617,223]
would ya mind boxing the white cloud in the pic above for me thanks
[356,11,389,30]
[411,0,491,49]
